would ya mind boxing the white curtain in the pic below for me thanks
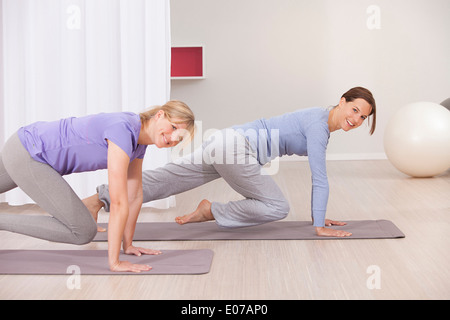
[0,0,175,208]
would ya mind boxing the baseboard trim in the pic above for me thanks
[279,153,387,162]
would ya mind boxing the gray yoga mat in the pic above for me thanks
[0,249,213,275]
[94,219,405,241]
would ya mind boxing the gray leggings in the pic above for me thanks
[98,129,289,228]
[0,132,97,244]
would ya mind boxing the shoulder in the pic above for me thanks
[297,108,330,146]
[300,107,329,128]
[295,107,329,120]
[281,107,329,133]
[278,107,328,122]
[98,112,140,131]
[101,112,141,148]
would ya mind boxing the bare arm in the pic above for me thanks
[122,157,161,256]
[122,157,143,250]
[106,140,151,272]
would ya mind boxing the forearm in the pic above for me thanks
[311,209,327,227]
[122,196,143,250]
[121,156,144,250]
[108,202,129,269]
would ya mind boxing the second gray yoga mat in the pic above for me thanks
[94,220,405,241]
[0,249,213,275]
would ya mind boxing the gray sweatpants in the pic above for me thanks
[0,132,97,244]
[98,129,289,228]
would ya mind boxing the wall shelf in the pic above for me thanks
[171,46,205,80]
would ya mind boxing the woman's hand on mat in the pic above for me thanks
[124,245,162,257]
[110,260,152,273]
[315,227,352,237]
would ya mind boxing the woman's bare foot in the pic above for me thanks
[175,199,214,225]
[82,194,106,232]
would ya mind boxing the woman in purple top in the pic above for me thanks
[0,100,195,273]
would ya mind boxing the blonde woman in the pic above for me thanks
[0,101,195,272]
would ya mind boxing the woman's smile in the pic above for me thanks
[346,118,355,127]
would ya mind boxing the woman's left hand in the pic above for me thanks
[124,245,162,257]
[325,219,347,226]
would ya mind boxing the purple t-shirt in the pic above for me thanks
[17,112,147,175]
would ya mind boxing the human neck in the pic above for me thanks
[138,121,154,145]
[327,107,341,133]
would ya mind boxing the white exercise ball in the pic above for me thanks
[384,101,450,178]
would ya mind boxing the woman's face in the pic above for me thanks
[151,110,188,148]
[338,98,372,131]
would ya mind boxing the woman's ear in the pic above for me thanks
[154,109,165,119]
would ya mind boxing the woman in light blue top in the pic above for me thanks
[87,87,376,237]
[0,101,195,272]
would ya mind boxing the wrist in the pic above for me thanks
[109,260,120,271]
[123,241,133,251]
[315,226,326,235]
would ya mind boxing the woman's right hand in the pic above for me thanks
[110,260,152,273]
[315,227,352,237]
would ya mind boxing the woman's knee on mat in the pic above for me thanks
[266,198,290,222]
[71,221,97,245]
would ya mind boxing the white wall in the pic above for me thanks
[170,0,450,159]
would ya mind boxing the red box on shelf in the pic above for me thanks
[171,46,204,79]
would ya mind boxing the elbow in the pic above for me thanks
[110,198,129,215]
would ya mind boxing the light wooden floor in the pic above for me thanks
[0,160,449,300]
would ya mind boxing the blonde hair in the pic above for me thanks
[140,100,195,141]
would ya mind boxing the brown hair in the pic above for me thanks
[341,87,377,135]
[140,100,195,141]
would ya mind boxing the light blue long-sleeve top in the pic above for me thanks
[233,107,331,227]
